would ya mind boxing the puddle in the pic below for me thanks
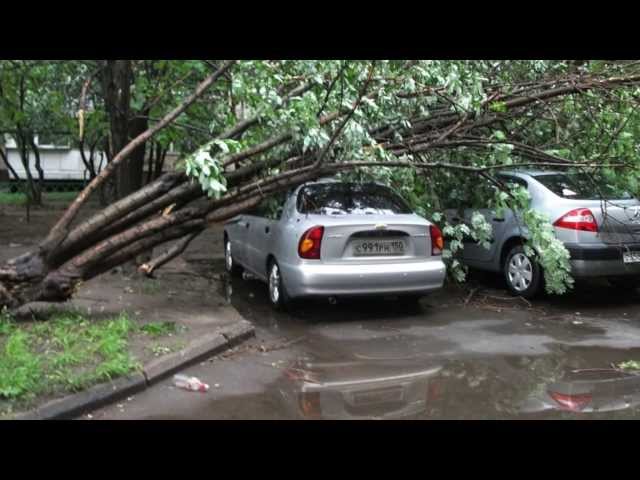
[256,347,640,419]
[181,258,640,419]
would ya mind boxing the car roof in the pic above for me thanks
[497,169,566,179]
[298,178,389,188]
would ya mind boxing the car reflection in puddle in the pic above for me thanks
[272,355,640,419]
[274,357,443,420]
[520,368,640,415]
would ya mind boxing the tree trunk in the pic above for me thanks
[98,136,112,206]
[16,132,41,206]
[0,146,19,181]
[154,146,167,180]
[16,75,41,206]
[100,60,132,201]
[126,110,149,196]
[28,134,45,198]
[146,142,155,185]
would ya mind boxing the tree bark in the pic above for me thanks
[100,60,132,201]
[28,134,45,197]
[125,110,149,198]
[0,146,19,181]
[15,131,40,206]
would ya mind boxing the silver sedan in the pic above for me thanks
[445,169,640,298]
[224,180,447,309]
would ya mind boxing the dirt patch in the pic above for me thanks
[1,202,244,416]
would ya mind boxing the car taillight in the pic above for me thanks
[548,391,592,412]
[299,392,321,418]
[427,381,444,401]
[430,224,444,256]
[553,208,598,233]
[298,226,324,259]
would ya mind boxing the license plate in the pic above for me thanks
[353,239,405,256]
[623,252,640,264]
[353,387,404,405]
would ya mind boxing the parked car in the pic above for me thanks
[276,358,443,419]
[223,180,447,309]
[519,368,640,414]
[445,170,640,298]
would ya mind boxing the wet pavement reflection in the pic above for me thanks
[90,260,640,420]
[216,268,640,420]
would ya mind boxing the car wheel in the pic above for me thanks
[608,276,640,291]
[268,260,291,310]
[224,237,242,277]
[504,245,543,299]
[400,294,423,307]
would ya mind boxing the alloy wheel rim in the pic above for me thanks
[508,253,533,292]
[269,264,280,304]
[225,241,233,271]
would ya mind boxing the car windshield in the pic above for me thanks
[297,183,413,215]
[533,173,633,200]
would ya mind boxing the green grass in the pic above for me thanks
[147,341,186,357]
[0,309,140,409]
[0,191,79,206]
[0,309,186,414]
[139,321,179,337]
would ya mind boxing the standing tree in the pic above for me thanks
[0,60,77,205]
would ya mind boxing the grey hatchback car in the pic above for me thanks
[445,170,640,298]
[224,180,446,309]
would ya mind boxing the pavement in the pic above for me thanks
[3,225,257,420]
[86,259,640,420]
[6,213,640,420]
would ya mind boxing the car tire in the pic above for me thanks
[608,276,640,291]
[224,237,242,277]
[400,294,423,307]
[268,259,291,310]
[503,245,543,299]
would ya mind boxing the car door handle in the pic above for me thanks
[452,217,461,223]
[245,222,250,229]
[265,226,270,234]
[492,218,505,222]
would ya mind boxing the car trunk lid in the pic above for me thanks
[553,198,640,244]
[303,214,431,263]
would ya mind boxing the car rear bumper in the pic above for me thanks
[279,258,447,298]
[566,243,640,277]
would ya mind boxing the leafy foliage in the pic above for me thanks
[4,60,640,296]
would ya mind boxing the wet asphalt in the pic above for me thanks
[87,265,640,420]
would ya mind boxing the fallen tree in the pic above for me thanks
[3,60,640,310]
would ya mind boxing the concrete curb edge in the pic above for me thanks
[10,320,255,420]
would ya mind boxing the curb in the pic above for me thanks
[11,319,255,420]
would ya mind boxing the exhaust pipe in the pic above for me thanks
[328,296,337,305]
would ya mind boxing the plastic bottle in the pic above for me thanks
[173,374,210,392]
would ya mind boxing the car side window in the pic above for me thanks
[441,177,495,210]
[253,192,289,220]
[497,175,528,189]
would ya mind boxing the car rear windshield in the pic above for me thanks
[297,183,413,215]
[533,173,633,200]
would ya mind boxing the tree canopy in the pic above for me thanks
[2,60,640,310]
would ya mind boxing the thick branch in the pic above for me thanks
[139,231,200,277]
[49,172,189,266]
